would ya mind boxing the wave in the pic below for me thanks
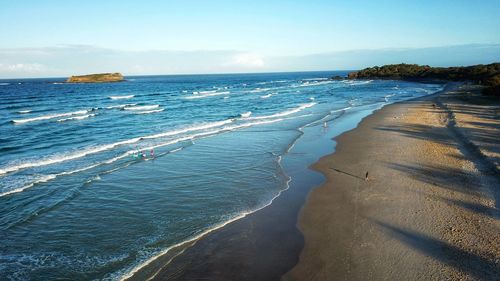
[294,81,334,88]
[249,88,271,93]
[134,109,164,114]
[0,119,235,176]
[109,95,134,100]
[255,80,290,85]
[57,113,95,122]
[240,111,252,118]
[260,94,272,99]
[193,90,217,95]
[384,93,396,102]
[343,80,373,86]
[244,103,316,120]
[17,110,32,114]
[117,135,289,280]
[105,103,137,109]
[0,116,289,197]
[11,110,89,124]
[302,77,329,81]
[123,105,160,111]
[185,91,230,100]
[0,82,10,86]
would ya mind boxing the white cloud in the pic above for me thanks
[228,53,265,68]
[0,44,498,78]
[0,63,45,73]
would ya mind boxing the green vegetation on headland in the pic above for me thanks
[347,63,500,96]
[66,73,124,83]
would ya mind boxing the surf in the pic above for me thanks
[109,95,134,100]
[11,110,90,124]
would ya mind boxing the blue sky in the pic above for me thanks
[1,0,499,78]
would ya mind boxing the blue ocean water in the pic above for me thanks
[0,72,443,280]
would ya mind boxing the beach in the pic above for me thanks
[1,75,497,280]
[144,83,499,281]
[285,83,500,280]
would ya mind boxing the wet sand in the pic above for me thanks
[285,83,500,280]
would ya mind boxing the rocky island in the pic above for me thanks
[66,73,124,83]
[347,63,500,96]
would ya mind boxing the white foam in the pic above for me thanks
[134,109,164,114]
[294,81,334,88]
[240,111,252,118]
[123,105,160,111]
[118,139,289,280]
[12,110,89,124]
[57,114,95,122]
[0,119,237,176]
[302,77,329,81]
[193,90,217,95]
[343,80,373,86]
[245,103,316,120]
[105,103,137,109]
[17,110,32,114]
[109,95,134,100]
[260,94,272,99]
[185,91,230,99]
[0,82,10,86]
[0,175,56,197]
[249,88,271,93]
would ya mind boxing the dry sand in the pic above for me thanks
[284,83,500,281]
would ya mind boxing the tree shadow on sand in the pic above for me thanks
[431,194,500,220]
[371,219,500,280]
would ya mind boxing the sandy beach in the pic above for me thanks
[285,83,500,280]
[131,83,500,281]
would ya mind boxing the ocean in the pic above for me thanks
[0,72,443,280]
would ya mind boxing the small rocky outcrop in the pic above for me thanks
[66,73,124,83]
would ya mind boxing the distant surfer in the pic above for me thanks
[323,122,327,128]
[150,149,155,158]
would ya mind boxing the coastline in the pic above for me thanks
[124,82,499,280]
[285,83,499,280]
[125,95,389,280]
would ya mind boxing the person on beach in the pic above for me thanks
[365,171,369,181]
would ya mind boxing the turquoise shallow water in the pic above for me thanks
[0,72,443,280]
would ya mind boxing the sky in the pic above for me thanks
[0,0,499,78]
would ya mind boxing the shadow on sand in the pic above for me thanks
[372,219,500,280]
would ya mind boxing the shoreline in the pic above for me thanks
[126,98,389,280]
[124,82,499,280]
[285,83,499,280]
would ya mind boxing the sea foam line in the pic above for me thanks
[185,91,230,99]
[244,102,316,120]
[57,114,95,122]
[123,105,159,111]
[0,118,285,197]
[0,119,234,177]
[11,110,89,124]
[109,95,134,100]
[134,109,164,114]
[106,104,137,109]
[0,105,308,177]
